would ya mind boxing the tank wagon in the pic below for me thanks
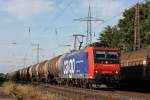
[46,55,67,83]
[30,64,39,81]
[120,48,150,83]
[37,60,48,82]
[6,71,19,81]
[20,67,30,81]
[11,42,120,88]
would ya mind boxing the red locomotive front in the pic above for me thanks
[87,45,120,86]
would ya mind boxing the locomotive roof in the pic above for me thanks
[121,48,150,61]
[86,42,109,48]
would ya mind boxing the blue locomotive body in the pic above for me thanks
[61,50,89,79]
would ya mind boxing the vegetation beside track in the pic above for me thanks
[1,81,61,100]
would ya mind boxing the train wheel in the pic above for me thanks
[83,80,89,88]
[65,79,69,86]
[88,82,93,89]
[113,82,120,89]
[79,80,83,88]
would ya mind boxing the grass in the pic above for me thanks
[2,81,60,100]
[2,81,15,95]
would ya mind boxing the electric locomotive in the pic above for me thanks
[61,42,120,87]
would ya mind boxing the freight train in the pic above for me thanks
[6,43,150,89]
[120,48,150,87]
[7,42,120,88]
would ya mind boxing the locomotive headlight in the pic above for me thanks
[105,61,108,64]
[90,76,93,79]
[95,70,98,74]
[115,71,119,74]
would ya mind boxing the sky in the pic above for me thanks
[0,0,145,73]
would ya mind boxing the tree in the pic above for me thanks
[99,1,150,52]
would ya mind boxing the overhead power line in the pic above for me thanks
[75,5,103,45]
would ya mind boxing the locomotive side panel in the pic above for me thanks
[61,51,89,79]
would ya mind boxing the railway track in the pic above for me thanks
[31,83,150,100]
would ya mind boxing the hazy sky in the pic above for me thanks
[0,0,144,73]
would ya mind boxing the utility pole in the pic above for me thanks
[37,43,39,63]
[133,2,140,51]
[73,34,86,50]
[32,43,40,63]
[23,56,26,67]
[75,5,103,45]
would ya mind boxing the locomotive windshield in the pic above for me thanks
[94,50,119,64]
[107,51,118,59]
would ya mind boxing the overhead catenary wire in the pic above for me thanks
[42,0,136,40]
[42,0,139,50]
[43,0,75,32]
[88,1,141,40]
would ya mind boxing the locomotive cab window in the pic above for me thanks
[94,50,119,64]
[107,51,118,59]
[95,51,105,59]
